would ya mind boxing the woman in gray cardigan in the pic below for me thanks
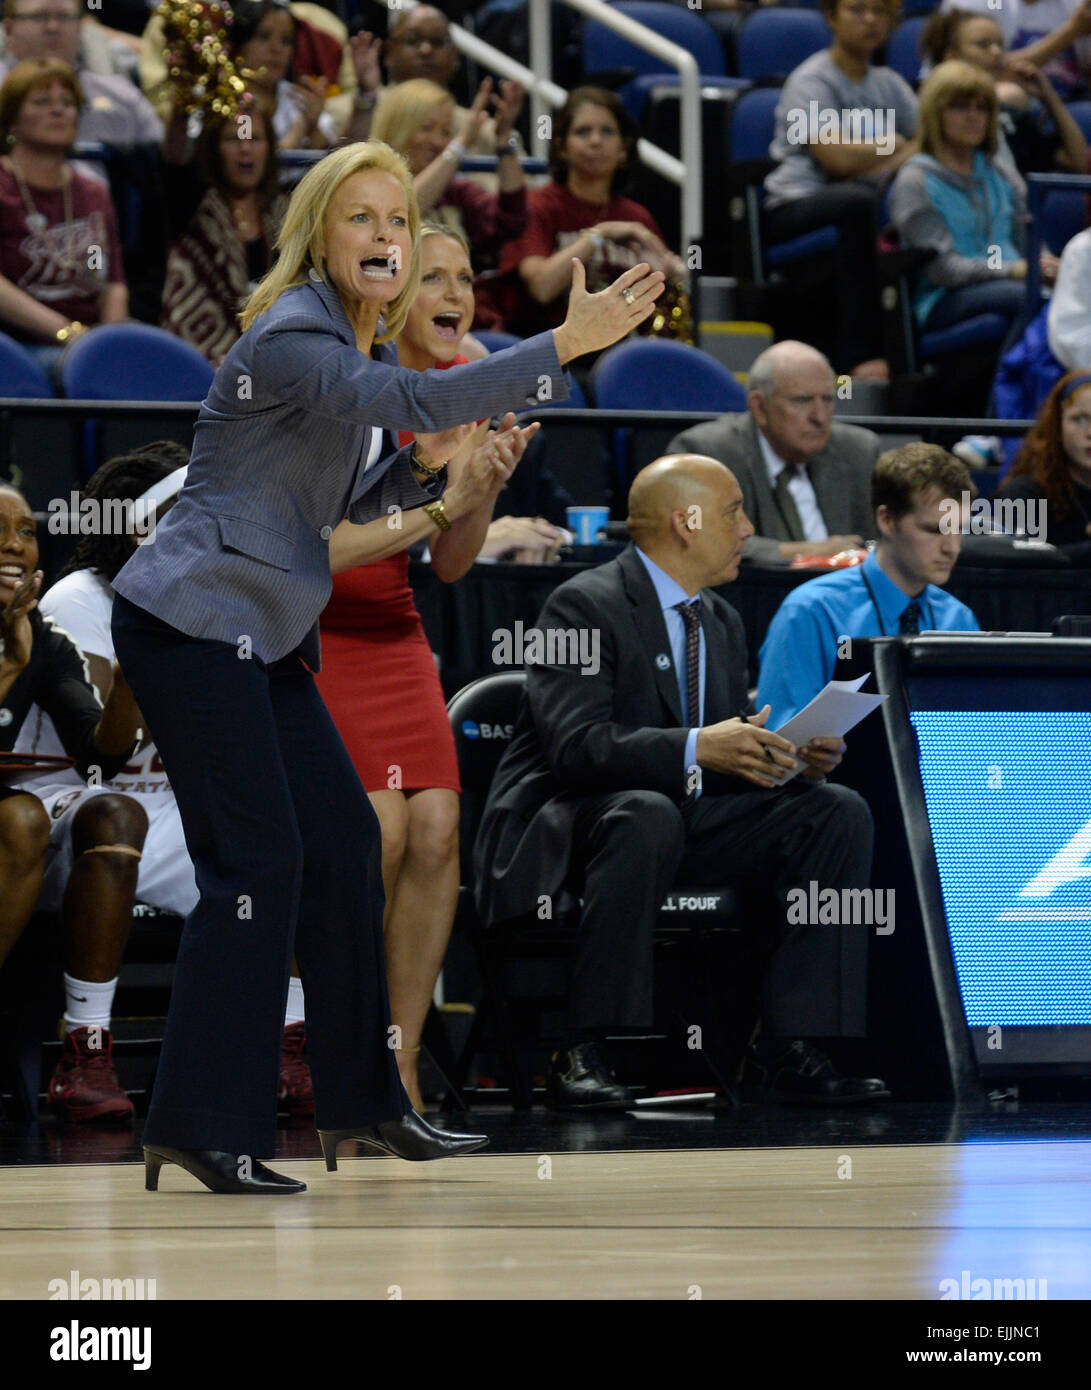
[111,140,664,1194]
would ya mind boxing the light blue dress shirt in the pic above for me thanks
[634,548,705,781]
[757,548,980,727]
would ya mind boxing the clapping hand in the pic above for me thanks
[0,567,42,674]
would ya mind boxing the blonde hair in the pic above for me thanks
[239,141,422,340]
[418,219,471,261]
[918,59,999,158]
[370,78,455,157]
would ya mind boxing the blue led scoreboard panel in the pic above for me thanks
[906,666,1091,1071]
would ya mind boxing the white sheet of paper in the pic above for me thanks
[766,675,887,785]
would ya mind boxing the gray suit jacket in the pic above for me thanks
[666,413,880,565]
[114,275,568,669]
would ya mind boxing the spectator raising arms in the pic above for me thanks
[763,0,919,380]
[889,61,1051,350]
[921,9,1087,173]
[0,59,127,384]
[495,85,685,341]
[998,370,1091,555]
[161,105,287,365]
[370,76,526,273]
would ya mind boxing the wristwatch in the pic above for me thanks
[497,133,520,158]
[423,499,451,531]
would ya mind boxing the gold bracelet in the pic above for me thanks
[55,321,84,344]
[422,499,451,532]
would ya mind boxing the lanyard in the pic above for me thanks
[859,567,931,637]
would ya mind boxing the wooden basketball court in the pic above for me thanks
[3,1140,1088,1300]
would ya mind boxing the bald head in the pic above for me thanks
[386,6,459,86]
[746,340,837,468]
[628,455,731,542]
[627,454,752,592]
[748,340,833,399]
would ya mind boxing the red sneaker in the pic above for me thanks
[47,1027,134,1123]
[278,1022,314,1116]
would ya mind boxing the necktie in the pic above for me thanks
[774,465,805,542]
[673,599,701,726]
[898,600,921,635]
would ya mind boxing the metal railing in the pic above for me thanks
[388,0,704,252]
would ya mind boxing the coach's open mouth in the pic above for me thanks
[361,254,398,281]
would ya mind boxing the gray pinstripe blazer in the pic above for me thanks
[113,275,568,670]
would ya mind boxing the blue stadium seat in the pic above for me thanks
[61,324,214,401]
[581,1,725,79]
[736,10,830,84]
[622,72,749,123]
[1039,188,1087,255]
[0,332,54,397]
[590,338,747,411]
[477,330,588,405]
[1061,100,1091,141]
[885,18,927,86]
[474,330,522,353]
[727,87,840,282]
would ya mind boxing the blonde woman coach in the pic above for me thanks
[110,140,664,1194]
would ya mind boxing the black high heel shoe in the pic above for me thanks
[144,1145,306,1194]
[318,1110,488,1170]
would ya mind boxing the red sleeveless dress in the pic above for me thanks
[314,356,466,794]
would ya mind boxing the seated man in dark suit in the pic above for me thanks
[474,454,889,1110]
[667,341,880,564]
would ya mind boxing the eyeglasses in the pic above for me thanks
[393,33,454,50]
[946,99,991,113]
[842,4,891,18]
[11,11,80,22]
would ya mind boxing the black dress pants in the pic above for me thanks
[567,780,873,1038]
[112,594,406,1156]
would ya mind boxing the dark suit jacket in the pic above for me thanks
[666,413,880,565]
[474,545,754,928]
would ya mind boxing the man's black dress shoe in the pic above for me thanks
[144,1145,306,1194]
[545,1041,636,1111]
[744,1040,891,1106]
[318,1110,488,1170]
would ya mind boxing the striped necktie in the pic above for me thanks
[673,599,701,726]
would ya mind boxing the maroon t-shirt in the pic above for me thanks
[0,164,125,330]
[494,181,665,335]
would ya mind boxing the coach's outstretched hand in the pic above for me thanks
[552,260,666,365]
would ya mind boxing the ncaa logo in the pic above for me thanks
[461,719,512,741]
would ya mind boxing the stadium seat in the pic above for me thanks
[1063,100,1091,141]
[884,17,927,87]
[1039,188,1086,256]
[0,332,54,397]
[590,337,747,412]
[580,1,731,120]
[446,671,744,1107]
[474,330,521,353]
[736,9,830,84]
[61,323,214,402]
[726,87,840,284]
[581,1,725,80]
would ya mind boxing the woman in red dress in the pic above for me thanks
[314,225,551,1109]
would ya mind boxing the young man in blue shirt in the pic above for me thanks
[758,442,980,725]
